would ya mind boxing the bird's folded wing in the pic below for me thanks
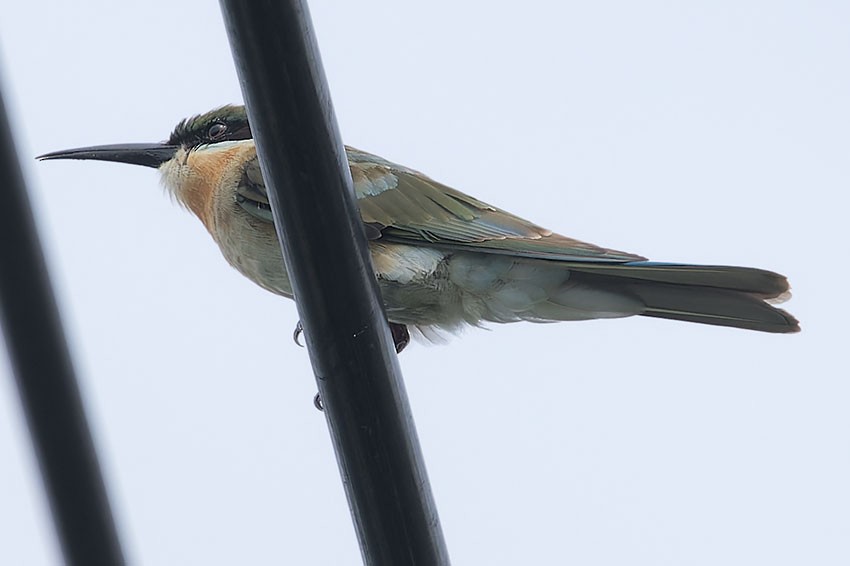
[347,147,643,263]
[237,147,644,263]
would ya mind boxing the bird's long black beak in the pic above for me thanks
[37,143,179,169]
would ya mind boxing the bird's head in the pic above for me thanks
[38,105,257,224]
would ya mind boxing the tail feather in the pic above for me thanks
[630,281,798,333]
[564,261,789,299]
[568,262,799,334]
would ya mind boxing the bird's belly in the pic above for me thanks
[212,208,458,319]
[214,219,468,328]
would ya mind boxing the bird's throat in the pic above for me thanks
[161,142,256,234]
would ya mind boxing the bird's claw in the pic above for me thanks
[293,320,304,348]
[313,392,324,411]
[390,323,410,354]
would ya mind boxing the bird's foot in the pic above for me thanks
[313,392,324,411]
[293,320,304,347]
[390,323,410,354]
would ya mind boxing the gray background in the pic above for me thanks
[1,1,847,564]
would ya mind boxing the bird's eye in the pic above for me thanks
[207,123,227,141]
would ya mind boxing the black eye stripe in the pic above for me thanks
[225,123,253,142]
[169,116,253,149]
[167,106,252,147]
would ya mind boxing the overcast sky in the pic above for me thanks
[1,1,848,564]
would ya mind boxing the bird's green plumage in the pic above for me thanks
[237,145,646,263]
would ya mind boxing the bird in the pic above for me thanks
[38,104,798,352]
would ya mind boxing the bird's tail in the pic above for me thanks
[565,262,799,333]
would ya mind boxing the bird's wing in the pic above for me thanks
[347,147,643,262]
[236,147,644,263]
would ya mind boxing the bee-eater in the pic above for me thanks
[38,105,798,351]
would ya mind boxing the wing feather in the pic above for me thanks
[348,147,643,262]
[236,146,645,263]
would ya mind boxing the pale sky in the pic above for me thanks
[1,1,848,564]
